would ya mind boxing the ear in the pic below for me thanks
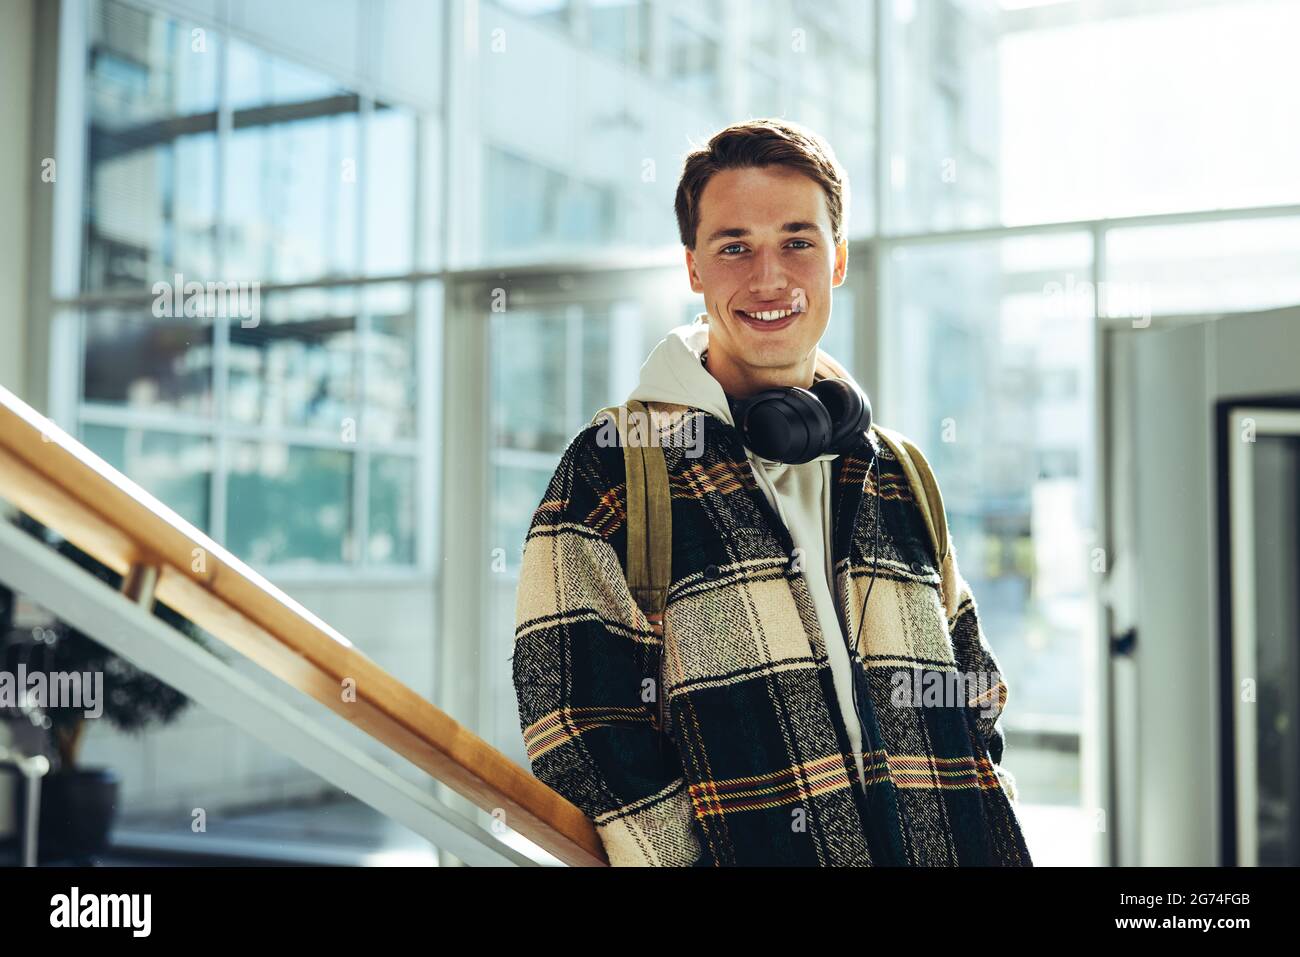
[685,247,704,293]
[832,240,848,287]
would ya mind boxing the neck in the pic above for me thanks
[703,346,819,399]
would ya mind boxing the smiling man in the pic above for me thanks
[512,119,1032,866]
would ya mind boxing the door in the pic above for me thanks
[1105,304,1300,865]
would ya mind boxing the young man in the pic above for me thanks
[512,119,1032,866]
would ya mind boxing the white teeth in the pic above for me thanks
[744,309,793,321]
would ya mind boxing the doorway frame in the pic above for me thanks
[1216,398,1300,866]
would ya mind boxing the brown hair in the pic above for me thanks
[674,118,849,251]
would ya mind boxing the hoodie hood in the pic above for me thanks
[626,311,861,466]
[626,313,732,425]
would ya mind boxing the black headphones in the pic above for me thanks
[724,372,873,465]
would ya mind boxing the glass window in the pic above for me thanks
[890,0,1300,233]
[484,147,618,261]
[471,0,875,262]
[226,442,354,566]
[365,105,418,276]
[75,697,447,866]
[84,0,220,291]
[80,424,213,532]
[486,295,624,760]
[588,0,648,65]
[820,285,856,379]
[832,118,872,240]
[999,0,1300,226]
[226,288,359,434]
[667,17,720,101]
[490,461,555,575]
[369,0,445,109]
[77,285,426,574]
[493,0,571,29]
[226,37,337,111]
[1104,217,1300,318]
[577,305,615,416]
[740,0,784,57]
[83,309,214,416]
[884,232,1096,804]
[363,285,420,443]
[746,62,783,117]
[885,0,1000,233]
[69,3,433,575]
[225,0,363,82]
[368,454,418,565]
[223,40,361,284]
[42,0,462,873]
[491,306,577,453]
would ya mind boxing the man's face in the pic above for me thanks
[685,165,848,390]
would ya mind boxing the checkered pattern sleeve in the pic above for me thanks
[511,427,705,866]
[939,538,1022,806]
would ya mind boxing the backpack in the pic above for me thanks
[589,398,950,737]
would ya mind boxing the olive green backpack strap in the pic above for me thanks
[591,401,673,740]
[873,425,949,568]
[589,400,673,624]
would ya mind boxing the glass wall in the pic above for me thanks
[995,0,1300,227]
[74,0,434,574]
[882,0,1001,233]
[83,0,220,291]
[886,0,1300,233]
[466,0,875,266]
[883,232,1096,806]
[1104,217,1300,317]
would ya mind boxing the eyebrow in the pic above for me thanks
[704,222,823,245]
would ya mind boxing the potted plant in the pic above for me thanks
[0,512,210,864]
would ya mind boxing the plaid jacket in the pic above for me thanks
[512,401,1033,866]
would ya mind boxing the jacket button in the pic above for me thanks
[911,560,926,574]
[704,564,720,580]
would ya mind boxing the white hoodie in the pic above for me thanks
[627,313,867,789]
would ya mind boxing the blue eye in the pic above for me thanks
[721,240,813,255]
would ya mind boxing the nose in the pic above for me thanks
[749,246,788,298]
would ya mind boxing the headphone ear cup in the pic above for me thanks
[737,387,832,464]
[785,388,834,462]
[811,378,873,453]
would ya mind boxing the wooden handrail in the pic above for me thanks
[0,386,606,867]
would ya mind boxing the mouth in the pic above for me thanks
[734,305,801,331]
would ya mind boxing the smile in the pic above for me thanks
[735,307,800,330]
